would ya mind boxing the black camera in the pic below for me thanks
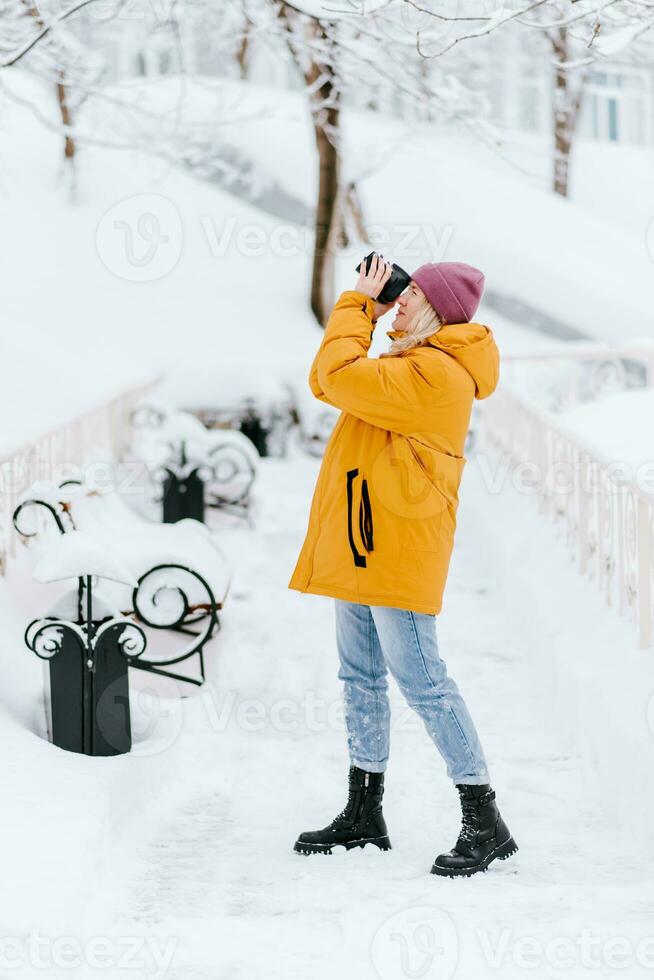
[355,252,411,304]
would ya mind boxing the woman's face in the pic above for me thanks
[392,281,427,333]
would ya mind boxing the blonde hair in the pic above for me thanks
[379,295,444,358]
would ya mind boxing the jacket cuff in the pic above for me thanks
[339,290,376,319]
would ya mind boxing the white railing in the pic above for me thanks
[0,379,157,570]
[499,344,654,413]
[483,346,654,648]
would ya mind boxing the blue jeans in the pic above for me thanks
[335,600,490,785]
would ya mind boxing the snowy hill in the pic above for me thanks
[2,70,653,457]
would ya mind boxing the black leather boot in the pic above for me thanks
[431,783,518,877]
[294,766,391,855]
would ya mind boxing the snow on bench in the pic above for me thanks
[131,401,259,517]
[14,481,232,687]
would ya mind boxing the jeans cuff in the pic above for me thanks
[351,757,387,774]
[451,772,491,785]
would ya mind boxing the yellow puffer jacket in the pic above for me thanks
[288,290,500,614]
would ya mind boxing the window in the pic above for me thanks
[579,69,651,145]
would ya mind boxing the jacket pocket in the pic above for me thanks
[358,478,374,554]
[346,468,371,568]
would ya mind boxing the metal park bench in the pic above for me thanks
[14,481,231,687]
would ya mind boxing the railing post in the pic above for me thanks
[637,495,653,650]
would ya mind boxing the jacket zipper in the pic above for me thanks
[346,468,374,569]
[346,469,367,568]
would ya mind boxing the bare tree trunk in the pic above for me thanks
[22,0,76,167]
[310,56,340,324]
[56,72,76,163]
[550,26,585,198]
[280,4,342,325]
[552,28,571,197]
[236,6,251,78]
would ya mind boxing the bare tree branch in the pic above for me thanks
[1,0,104,67]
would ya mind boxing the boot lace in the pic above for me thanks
[458,797,481,845]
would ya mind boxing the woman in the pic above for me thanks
[288,255,517,877]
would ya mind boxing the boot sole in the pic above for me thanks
[430,836,519,878]
[294,835,392,856]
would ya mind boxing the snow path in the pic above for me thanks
[91,442,651,980]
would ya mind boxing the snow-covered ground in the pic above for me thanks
[2,429,653,980]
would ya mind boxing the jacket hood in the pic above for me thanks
[387,321,500,400]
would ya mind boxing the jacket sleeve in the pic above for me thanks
[308,339,335,406]
[314,290,436,434]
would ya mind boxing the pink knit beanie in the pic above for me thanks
[411,262,485,325]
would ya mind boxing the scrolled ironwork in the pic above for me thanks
[93,619,147,660]
[205,442,256,507]
[131,563,219,669]
[130,403,166,430]
[587,358,627,400]
[24,618,86,661]
[13,498,69,538]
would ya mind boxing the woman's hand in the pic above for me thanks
[355,252,392,301]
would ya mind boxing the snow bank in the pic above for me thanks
[0,72,322,450]
[555,387,654,471]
